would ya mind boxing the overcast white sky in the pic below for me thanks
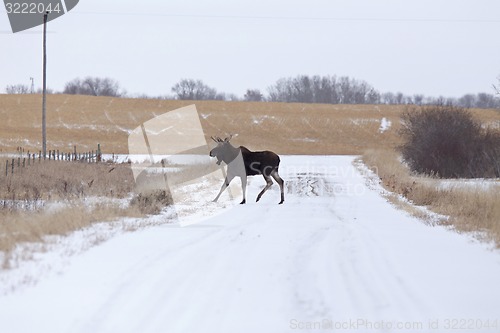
[1,0,500,98]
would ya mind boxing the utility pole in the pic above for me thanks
[42,12,48,157]
[30,77,34,94]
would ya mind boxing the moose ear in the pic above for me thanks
[211,136,218,143]
[225,134,233,142]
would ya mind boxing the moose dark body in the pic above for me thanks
[210,136,285,204]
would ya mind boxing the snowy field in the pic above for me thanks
[1,156,500,333]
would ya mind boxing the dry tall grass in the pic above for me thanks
[0,203,139,260]
[0,159,134,201]
[363,149,500,245]
[0,160,175,257]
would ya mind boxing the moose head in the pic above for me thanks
[209,135,235,165]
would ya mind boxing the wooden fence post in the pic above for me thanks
[97,143,101,162]
[5,160,8,176]
[11,159,14,174]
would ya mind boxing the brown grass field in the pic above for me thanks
[1,94,499,256]
[0,94,406,154]
[1,94,498,155]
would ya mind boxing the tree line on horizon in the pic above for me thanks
[4,74,500,109]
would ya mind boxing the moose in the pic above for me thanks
[209,136,285,204]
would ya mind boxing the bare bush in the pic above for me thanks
[244,89,264,102]
[399,105,500,178]
[130,189,173,215]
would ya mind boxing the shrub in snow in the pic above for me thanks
[130,189,173,215]
[399,105,500,178]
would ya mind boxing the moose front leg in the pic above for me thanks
[213,176,233,202]
[240,176,247,204]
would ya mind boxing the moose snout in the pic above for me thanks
[209,150,222,165]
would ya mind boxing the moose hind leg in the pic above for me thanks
[271,170,285,204]
[256,175,273,202]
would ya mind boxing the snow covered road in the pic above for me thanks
[1,156,500,333]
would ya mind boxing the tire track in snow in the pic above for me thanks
[284,158,432,323]
[325,163,432,321]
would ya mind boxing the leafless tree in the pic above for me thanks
[381,92,395,104]
[476,93,497,108]
[63,77,121,97]
[413,94,425,105]
[267,75,378,104]
[171,79,219,100]
[83,77,121,96]
[458,94,476,108]
[225,93,240,101]
[311,75,339,103]
[5,84,29,94]
[267,78,294,102]
[293,75,314,103]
